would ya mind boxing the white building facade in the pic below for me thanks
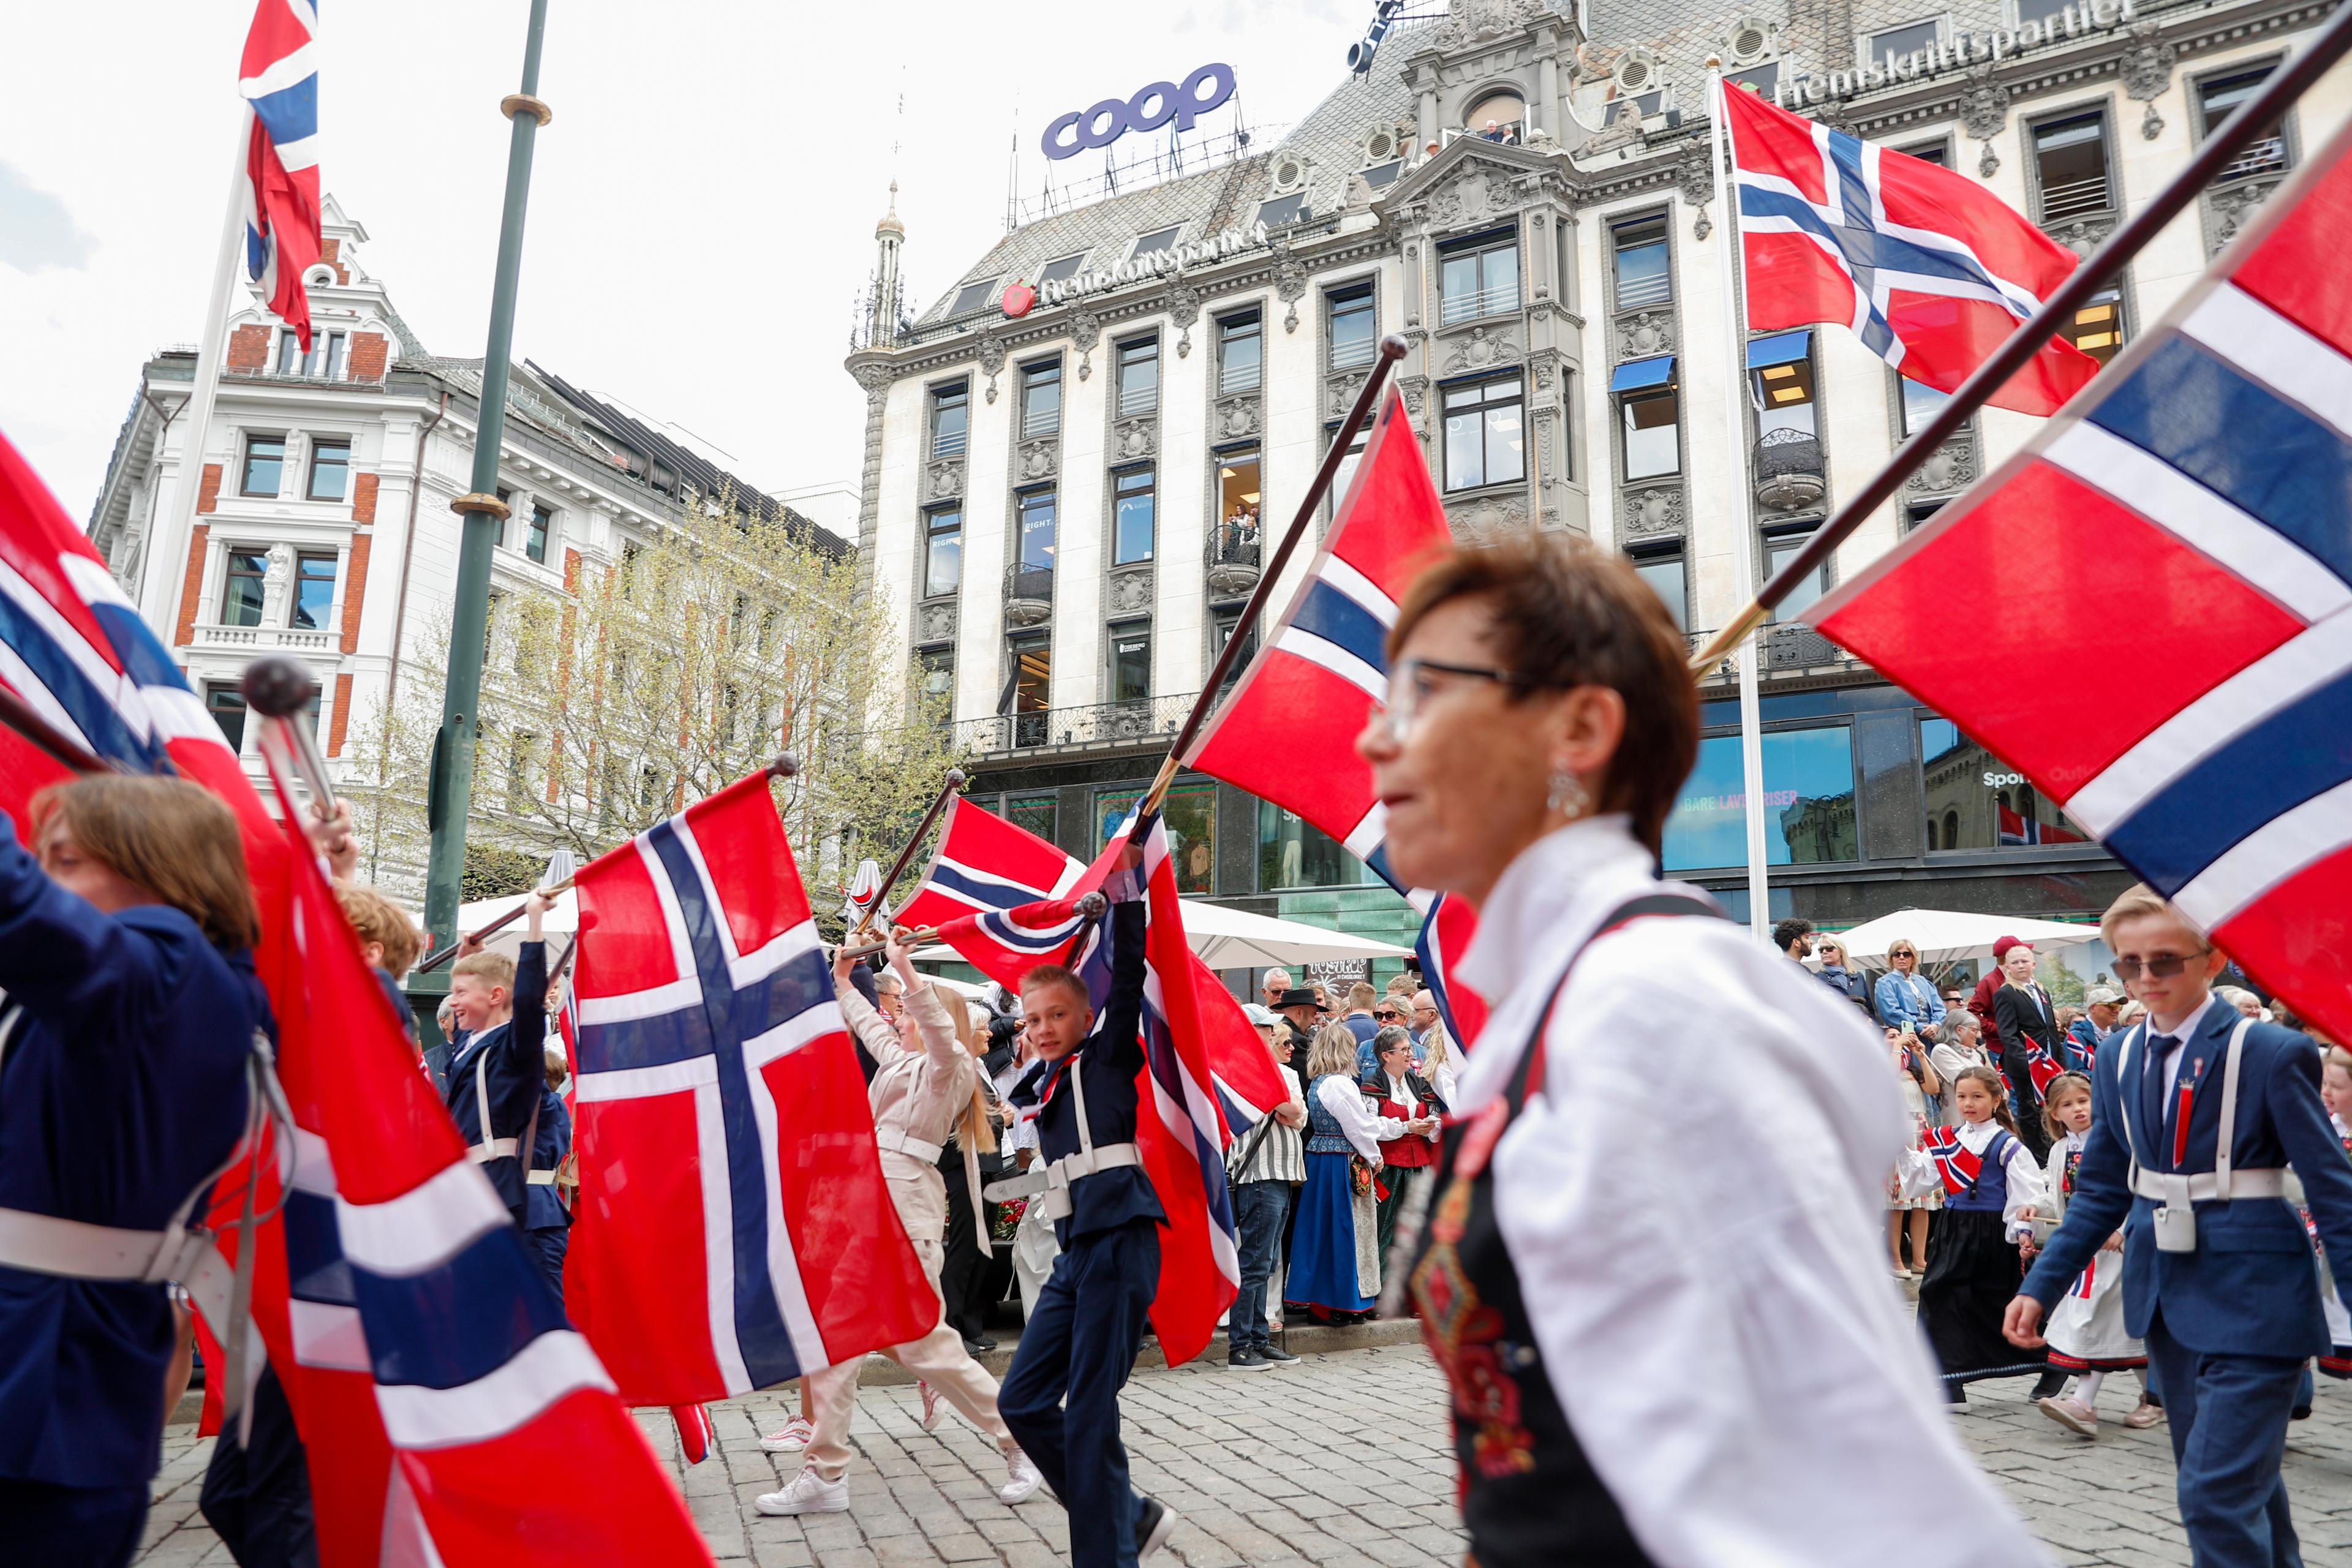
[845,0,2352,954]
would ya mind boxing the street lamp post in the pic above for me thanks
[420,0,554,963]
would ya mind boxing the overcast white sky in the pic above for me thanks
[0,0,1366,520]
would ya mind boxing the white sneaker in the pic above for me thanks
[997,1449,1043,1505]
[757,1415,813,1453]
[754,1468,848,1517]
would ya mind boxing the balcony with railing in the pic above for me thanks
[1687,624,1864,682]
[191,622,341,653]
[1205,518,1262,598]
[2038,173,2111,224]
[2217,134,2290,184]
[1753,428,1826,514]
[949,692,1196,758]
[1439,281,1521,327]
[1329,334,1378,372]
[1004,561,1054,628]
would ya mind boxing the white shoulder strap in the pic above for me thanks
[2114,1022,2147,1188]
[1069,1054,1094,1156]
[2214,1017,2256,1189]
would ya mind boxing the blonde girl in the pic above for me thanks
[2032,1072,2158,1437]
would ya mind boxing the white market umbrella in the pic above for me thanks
[1833,908,2101,971]
[453,887,579,960]
[912,898,1412,971]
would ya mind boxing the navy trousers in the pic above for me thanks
[0,1476,148,1568]
[999,1216,1160,1568]
[2144,1311,2305,1568]
[200,1365,318,1568]
[527,1225,570,1305]
[1228,1181,1291,1352]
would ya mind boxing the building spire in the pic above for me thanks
[869,181,905,348]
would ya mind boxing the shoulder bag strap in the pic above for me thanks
[2214,1017,2256,1190]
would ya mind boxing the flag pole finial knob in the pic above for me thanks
[946,767,968,790]
[1076,892,1109,918]
[769,753,801,779]
[239,655,320,719]
[1705,53,1724,69]
[1378,333,1409,362]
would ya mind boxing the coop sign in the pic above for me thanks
[1773,0,2140,109]
[1028,220,1272,309]
[1042,63,1237,160]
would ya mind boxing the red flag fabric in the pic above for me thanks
[237,0,323,349]
[1723,80,2100,416]
[565,771,937,1405]
[1807,115,2352,1049]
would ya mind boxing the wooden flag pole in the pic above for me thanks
[0,686,115,777]
[850,767,968,941]
[1691,2,2352,677]
[1138,333,1411,817]
[835,892,1107,964]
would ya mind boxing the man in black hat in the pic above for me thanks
[1273,988,1322,1082]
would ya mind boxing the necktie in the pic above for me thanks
[2141,1034,2179,1170]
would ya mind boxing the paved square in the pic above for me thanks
[138,1346,2352,1566]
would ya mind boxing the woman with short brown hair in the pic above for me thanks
[1359,532,2037,1567]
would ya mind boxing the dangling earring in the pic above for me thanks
[1548,771,1590,818]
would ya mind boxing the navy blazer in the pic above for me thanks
[1012,897,1163,1246]
[1994,982,2060,1105]
[2022,1001,2352,1358]
[524,1087,571,1231]
[441,939,548,1215]
[0,813,260,1488]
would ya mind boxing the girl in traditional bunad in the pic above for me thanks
[2314,1044,2352,1382]
[1287,1023,1404,1322]
[2031,1072,2163,1436]
[1903,1064,2049,1403]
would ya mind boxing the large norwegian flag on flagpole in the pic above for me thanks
[1177,388,1488,1046]
[238,0,324,350]
[917,813,1242,1365]
[1806,111,2352,1049]
[1723,80,2100,416]
[564,771,938,1406]
[0,424,710,1565]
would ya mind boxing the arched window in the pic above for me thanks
[1463,89,1526,143]
[1942,810,1960,848]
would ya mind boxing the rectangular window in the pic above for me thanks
[1869,19,1942,63]
[948,277,998,317]
[1920,717,2092,851]
[1216,312,1262,394]
[1327,284,1376,371]
[274,331,304,376]
[1905,500,1947,531]
[290,551,336,630]
[2199,64,2291,184]
[1109,622,1152,703]
[2063,286,2125,364]
[1763,528,1831,622]
[1613,220,1672,309]
[222,549,268,627]
[1441,375,1526,492]
[526,503,552,564]
[1040,254,1087,283]
[1619,385,1681,480]
[2014,0,2071,25]
[1726,61,1779,98]
[1112,467,1155,564]
[1664,726,1859,872]
[1899,374,1950,437]
[506,733,540,812]
[2034,110,2112,223]
[1020,360,1061,437]
[323,333,349,380]
[1211,607,1257,690]
[1630,545,1688,634]
[1008,791,1058,842]
[1017,489,1057,573]
[1898,137,1950,168]
[1439,235,1521,326]
[1751,341,1817,440]
[306,331,348,379]
[1259,801,1374,889]
[923,507,963,597]
[205,682,248,752]
[1164,779,1216,895]
[1362,160,1403,189]
[1008,634,1051,747]
[1131,226,1182,258]
[930,382,969,458]
[916,647,954,712]
[1256,194,1311,229]
[241,435,285,497]
[1214,454,1262,571]
[1333,428,1369,507]
[1116,338,1159,417]
[304,439,350,502]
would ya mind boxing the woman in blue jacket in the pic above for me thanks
[0,776,263,1567]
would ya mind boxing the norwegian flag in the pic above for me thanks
[897,795,1286,1136]
[564,770,937,1405]
[1923,1125,1985,1199]
[0,426,709,1566]
[1179,388,1488,1046]
[238,0,324,350]
[1809,113,2352,1053]
[1724,80,2100,416]
[1997,802,2086,846]
[925,813,1242,1364]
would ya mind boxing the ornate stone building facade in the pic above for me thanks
[848,0,2350,949]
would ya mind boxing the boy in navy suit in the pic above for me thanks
[997,863,1176,1567]
[445,891,552,1231]
[2009,885,2352,1568]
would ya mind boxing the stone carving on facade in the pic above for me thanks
[978,334,1008,404]
[1906,437,1977,495]
[1679,152,1716,242]
[1581,99,1645,158]
[1273,246,1309,333]
[1615,311,1674,360]
[2047,214,2117,258]
[1621,485,1686,540]
[1072,309,1102,379]
[1980,140,2000,179]
[2206,178,2283,257]
[1446,492,1532,545]
[1106,563,1156,616]
[1016,437,1059,484]
[1529,352,1559,393]
[925,457,965,501]
[1440,324,1521,374]
[1212,394,1262,442]
[914,600,958,644]
[1112,418,1156,462]
[2143,100,2166,140]
[1327,369,1370,419]
[1003,595,1052,630]
[1399,376,1428,421]
[1167,279,1202,358]
[1960,67,2010,179]
[2119,22,2177,102]
[260,542,295,624]
[1429,165,1506,233]
[850,361,895,404]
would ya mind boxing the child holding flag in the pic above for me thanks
[1905,1065,2049,1402]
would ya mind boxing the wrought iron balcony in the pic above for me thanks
[1205,519,1262,599]
[1003,562,1053,629]
[1687,624,1862,682]
[1754,428,1826,514]
[948,692,1197,758]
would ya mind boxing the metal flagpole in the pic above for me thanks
[419,0,554,959]
[145,111,257,633]
[1709,62,1772,941]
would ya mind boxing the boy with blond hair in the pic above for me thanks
[444,892,554,1228]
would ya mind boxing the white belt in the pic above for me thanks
[526,1170,559,1186]
[875,1129,945,1164]
[469,1137,521,1162]
[1038,1142,1142,1220]
[2127,1167,2288,1203]
[0,1207,217,1286]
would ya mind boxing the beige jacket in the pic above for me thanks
[839,979,989,1246]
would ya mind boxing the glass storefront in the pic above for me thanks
[1259,803,1378,890]
[1920,718,2092,850]
[1006,791,1056,845]
[1664,725,1859,872]
[1097,780,1216,894]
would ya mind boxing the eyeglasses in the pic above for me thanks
[1369,657,1534,743]
[2112,949,2211,982]
[1373,1009,1403,1022]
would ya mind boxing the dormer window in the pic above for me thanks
[1257,194,1311,228]
[948,277,998,317]
[1041,254,1087,283]
[1131,227,1182,259]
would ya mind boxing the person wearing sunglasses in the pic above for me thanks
[1873,940,1947,1042]
[2007,885,2352,1568]
[1357,532,2038,1567]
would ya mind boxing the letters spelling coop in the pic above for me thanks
[1041,64,1237,160]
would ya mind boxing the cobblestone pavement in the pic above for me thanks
[138,1346,2352,1567]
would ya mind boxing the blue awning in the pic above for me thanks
[1746,329,1812,371]
[1610,355,1675,393]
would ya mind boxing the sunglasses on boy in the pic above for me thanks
[2111,948,2211,982]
